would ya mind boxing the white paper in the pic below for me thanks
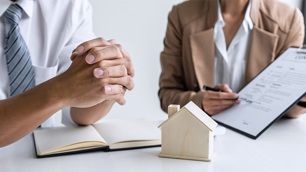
[93,119,161,145]
[212,48,306,138]
[34,126,106,154]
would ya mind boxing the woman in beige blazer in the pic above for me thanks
[159,0,306,117]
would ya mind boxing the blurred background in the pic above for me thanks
[56,0,304,125]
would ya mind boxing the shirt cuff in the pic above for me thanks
[61,107,78,127]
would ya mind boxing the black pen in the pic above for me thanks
[202,85,223,92]
[203,85,253,103]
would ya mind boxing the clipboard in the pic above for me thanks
[212,47,306,139]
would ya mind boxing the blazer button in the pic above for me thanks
[193,83,199,91]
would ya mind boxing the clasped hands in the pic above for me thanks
[59,37,134,108]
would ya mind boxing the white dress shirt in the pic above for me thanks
[0,0,96,127]
[214,0,253,92]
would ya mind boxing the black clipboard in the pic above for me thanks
[212,46,306,139]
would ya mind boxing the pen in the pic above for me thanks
[202,85,222,92]
[203,85,253,103]
[238,97,253,103]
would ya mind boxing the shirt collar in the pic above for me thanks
[0,0,34,18]
[215,0,225,30]
[243,0,253,31]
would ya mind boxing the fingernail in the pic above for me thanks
[86,54,95,64]
[76,45,85,53]
[105,86,112,93]
[94,68,104,77]
[72,50,78,54]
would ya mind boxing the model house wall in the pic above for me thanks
[159,101,217,161]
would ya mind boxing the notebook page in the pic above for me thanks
[34,126,107,153]
[93,119,161,145]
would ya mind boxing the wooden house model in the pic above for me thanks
[158,101,218,161]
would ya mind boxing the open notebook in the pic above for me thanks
[33,119,161,158]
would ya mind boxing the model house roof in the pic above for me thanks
[159,101,218,131]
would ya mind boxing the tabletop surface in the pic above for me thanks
[1,115,306,172]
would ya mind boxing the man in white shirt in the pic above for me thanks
[0,0,134,147]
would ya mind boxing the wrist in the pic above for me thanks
[44,75,70,109]
[71,100,116,125]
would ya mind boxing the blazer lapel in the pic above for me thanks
[245,0,279,84]
[189,0,279,88]
[190,29,215,88]
[189,0,217,88]
[245,27,279,84]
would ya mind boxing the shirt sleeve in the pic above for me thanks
[57,0,96,75]
[59,0,96,126]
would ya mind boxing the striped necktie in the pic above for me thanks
[4,4,35,97]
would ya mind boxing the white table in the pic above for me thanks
[1,116,306,172]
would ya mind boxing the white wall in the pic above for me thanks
[85,0,303,121]
[87,0,185,121]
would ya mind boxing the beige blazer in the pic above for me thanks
[158,0,305,113]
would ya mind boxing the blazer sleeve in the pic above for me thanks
[158,6,204,113]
